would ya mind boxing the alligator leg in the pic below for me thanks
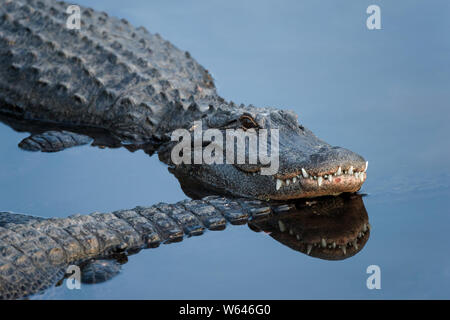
[79,259,123,284]
[18,131,92,152]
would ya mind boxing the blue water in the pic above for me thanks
[1,0,449,299]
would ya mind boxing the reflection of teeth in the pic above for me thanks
[278,220,286,232]
[296,223,368,256]
[292,177,297,183]
[327,175,333,182]
[286,179,290,186]
[317,176,323,187]
[364,161,369,172]
[336,166,342,176]
[348,166,354,174]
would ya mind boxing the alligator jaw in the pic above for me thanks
[269,162,368,200]
[170,156,368,201]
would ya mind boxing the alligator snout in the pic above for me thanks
[272,146,368,199]
[307,146,367,176]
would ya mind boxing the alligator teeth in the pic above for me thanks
[307,244,313,255]
[317,176,323,187]
[301,168,309,178]
[362,224,367,232]
[278,220,286,232]
[321,238,327,248]
[296,234,301,240]
[353,240,358,250]
[275,162,367,191]
[276,179,282,190]
[332,242,336,248]
[341,246,346,255]
[289,228,294,235]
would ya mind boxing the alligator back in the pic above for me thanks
[0,0,217,142]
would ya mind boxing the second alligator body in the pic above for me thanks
[0,195,370,299]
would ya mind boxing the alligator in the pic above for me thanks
[0,0,368,201]
[0,194,370,299]
[0,0,371,300]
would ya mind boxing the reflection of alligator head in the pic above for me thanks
[249,195,370,260]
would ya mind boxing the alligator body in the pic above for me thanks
[0,195,369,299]
[0,0,368,200]
[0,0,371,300]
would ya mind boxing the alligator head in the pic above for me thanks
[159,103,368,200]
[0,0,367,201]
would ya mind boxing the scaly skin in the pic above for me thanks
[0,0,367,200]
[0,195,369,299]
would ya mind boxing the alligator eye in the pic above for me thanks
[240,115,259,130]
